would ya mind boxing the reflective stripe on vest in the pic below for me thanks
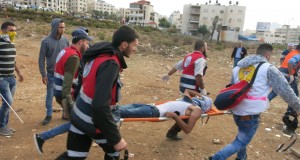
[179,51,205,93]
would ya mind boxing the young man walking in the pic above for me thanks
[0,21,24,136]
[38,18,69,125]
[207,44,300,160]
[34,28,92,154]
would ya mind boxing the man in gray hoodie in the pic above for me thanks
[207,44,300,160]
[38,18,69,126]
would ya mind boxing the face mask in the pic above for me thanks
[7,31,17,43]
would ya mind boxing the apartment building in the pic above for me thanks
[275,25,300,44]
[127,0,157,26]
[181,2,246,35]
[18,0,69,11]
[169,11,182,30]
[89,0,117,15]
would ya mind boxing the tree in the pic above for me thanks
[216,24,222,44]
[159,18,171,28]
[210,16,219,42]
[198,25,209,37]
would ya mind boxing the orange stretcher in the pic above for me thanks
[120,106,231,123]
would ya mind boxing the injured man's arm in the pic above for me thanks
[164,105,202,134]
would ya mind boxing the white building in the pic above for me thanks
[181,2,246,35]
[21,0,69,11]
[169,11,182,30]
[89,0,117,15]
[127,0,157,26]
[275,25,300,44]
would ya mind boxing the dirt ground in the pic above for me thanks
[0,21,299,160]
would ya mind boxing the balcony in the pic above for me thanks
[189,19,199,23]
[190,11,200,15]
[188,27,198,31]
[128,13,144,17]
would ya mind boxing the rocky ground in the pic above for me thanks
[0,20,299,160]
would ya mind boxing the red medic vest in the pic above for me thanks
[54,46,82,98]
[179,51,206,93]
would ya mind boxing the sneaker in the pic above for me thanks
[42,116,52,126]
[166,132,183,141]
[202,157,213,160]
[0,126,13,136]
[33,134,44,154]
[282,125,294,136]
[8,127,16,133]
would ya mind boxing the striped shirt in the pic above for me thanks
[0,41,16,76]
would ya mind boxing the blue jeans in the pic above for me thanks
[268,75,298,114]
[212,115,260,160]
[118,104,160,118]
[233,58,242,68]
[39,122,71,141]
[0,76,16,127]
[46,74,55,116]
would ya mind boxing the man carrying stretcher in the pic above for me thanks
[118,89,212,136]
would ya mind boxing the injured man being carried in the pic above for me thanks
[115,89,213,134]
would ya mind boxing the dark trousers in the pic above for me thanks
[56,125,119,160]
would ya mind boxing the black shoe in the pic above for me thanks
[166,132,183,141]
[33,134,44,154]
[203,157,213,160]
[42,116,52,126]
[282,125,294,136]
[236,154,247,160]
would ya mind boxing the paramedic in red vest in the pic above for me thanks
[56,25,139,160]
[162,40,208,95]
[268,44,300,134]
[54,28,92,119]
[33,28,92,155]
[206,44,300,160]
[161,40,208,140]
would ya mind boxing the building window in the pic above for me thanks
[220,10,224,13]
[135,17,137,20]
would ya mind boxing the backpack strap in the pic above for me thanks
[249,62,265,86]
[231,62,265,101]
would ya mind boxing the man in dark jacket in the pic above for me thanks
[38,18,69,126]
[56,25,139,160]
[231,41,247,67]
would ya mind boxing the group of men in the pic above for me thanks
[164,41,300,160]
[1,18,300,160]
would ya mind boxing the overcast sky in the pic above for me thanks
[106,0,299,30]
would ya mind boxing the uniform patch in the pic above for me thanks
[183,56,192,67]
[56,50,66,63]
[83,60,94,78]
[238,65,255,82]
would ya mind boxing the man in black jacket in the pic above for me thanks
[231,41,247,67]
[56,25,139,160]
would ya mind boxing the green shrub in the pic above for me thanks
[98,32,105,40]
[215,44,225,51]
